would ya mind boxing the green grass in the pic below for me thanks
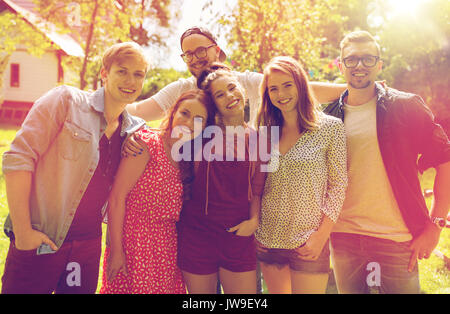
[417,168,450,293]
[0,124,448,294]
[0,124,20,281]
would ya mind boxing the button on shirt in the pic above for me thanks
[2,85,145,251]
[255,114,347,249]
[64,117,124,242]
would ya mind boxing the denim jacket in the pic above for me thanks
[2,85,146,254]
[324,83,450,237]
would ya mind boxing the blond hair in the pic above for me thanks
[102,42,149,72]
[340,30,381,59]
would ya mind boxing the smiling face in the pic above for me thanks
[181,34,221,78]
[171,98,209,141]
[339,41,382,90]
[267,70,299,116]
[102,57,147,108]
[209,75,245,120]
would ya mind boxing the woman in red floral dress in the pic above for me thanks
[100,90,215,294]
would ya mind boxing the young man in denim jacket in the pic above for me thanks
[1,42,148,293]
[325,31,450,293]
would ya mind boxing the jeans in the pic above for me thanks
[2,237,102,294]
[330,232,420,294]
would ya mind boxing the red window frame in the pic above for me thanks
[10,63,20,87]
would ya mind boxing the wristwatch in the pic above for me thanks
[431,217,446,229]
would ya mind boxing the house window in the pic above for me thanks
[10,63,20,87]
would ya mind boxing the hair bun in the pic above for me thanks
[196,62,232,90]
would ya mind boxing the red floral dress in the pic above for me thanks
[100,129,185,294]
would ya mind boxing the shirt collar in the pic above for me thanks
[90,87,145,136]
[338,82,388,111]
[90,87,106,113]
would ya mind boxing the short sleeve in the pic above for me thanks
[135,128,160,157]
[151,77,197,114]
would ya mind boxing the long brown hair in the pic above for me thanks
[159,89,216,136]
[159,89,216,200]
[257,56,321,136]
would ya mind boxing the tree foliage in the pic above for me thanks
[217,0,346,80]
[0,11,53,105]
[137,67,189,101]
[213,0,449,131]
[34,0,177,90]
[377,0,450,130]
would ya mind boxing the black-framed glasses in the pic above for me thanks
[342,55,380,68]
[180,44,216,63]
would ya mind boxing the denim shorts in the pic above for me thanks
[257,240,330,274]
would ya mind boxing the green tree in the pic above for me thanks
[214,0,449,130]
[377,0,450,132]
[35,0,131,90]
[137,67,189,101]
[214,0,349,81]
[35,0,178,90]
[119,0,173,46]
[0,11,52,106]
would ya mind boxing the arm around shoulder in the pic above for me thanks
[310,82,346,104]
[126,97,165,122]
[127,78,193,121]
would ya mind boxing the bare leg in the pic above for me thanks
[219,268,256,294]
[260,262,292,294]
[291,270,329,294]
[182,271,218,294]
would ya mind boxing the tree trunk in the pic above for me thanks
[80,0,99,90]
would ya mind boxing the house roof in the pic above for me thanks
[2,0,84,58]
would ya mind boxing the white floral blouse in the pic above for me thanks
[255,114,348,249]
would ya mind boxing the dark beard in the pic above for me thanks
[190,60,209,78]
[349,79,372,89]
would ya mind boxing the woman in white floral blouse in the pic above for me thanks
[255,56,348,294]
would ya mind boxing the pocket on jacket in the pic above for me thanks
[57,120,92,160]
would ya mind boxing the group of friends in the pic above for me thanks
[1,26,449,294]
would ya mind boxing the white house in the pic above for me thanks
[0,0,84,124]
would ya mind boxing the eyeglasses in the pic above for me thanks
[180,44,216,63]
[342,55,380,68]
